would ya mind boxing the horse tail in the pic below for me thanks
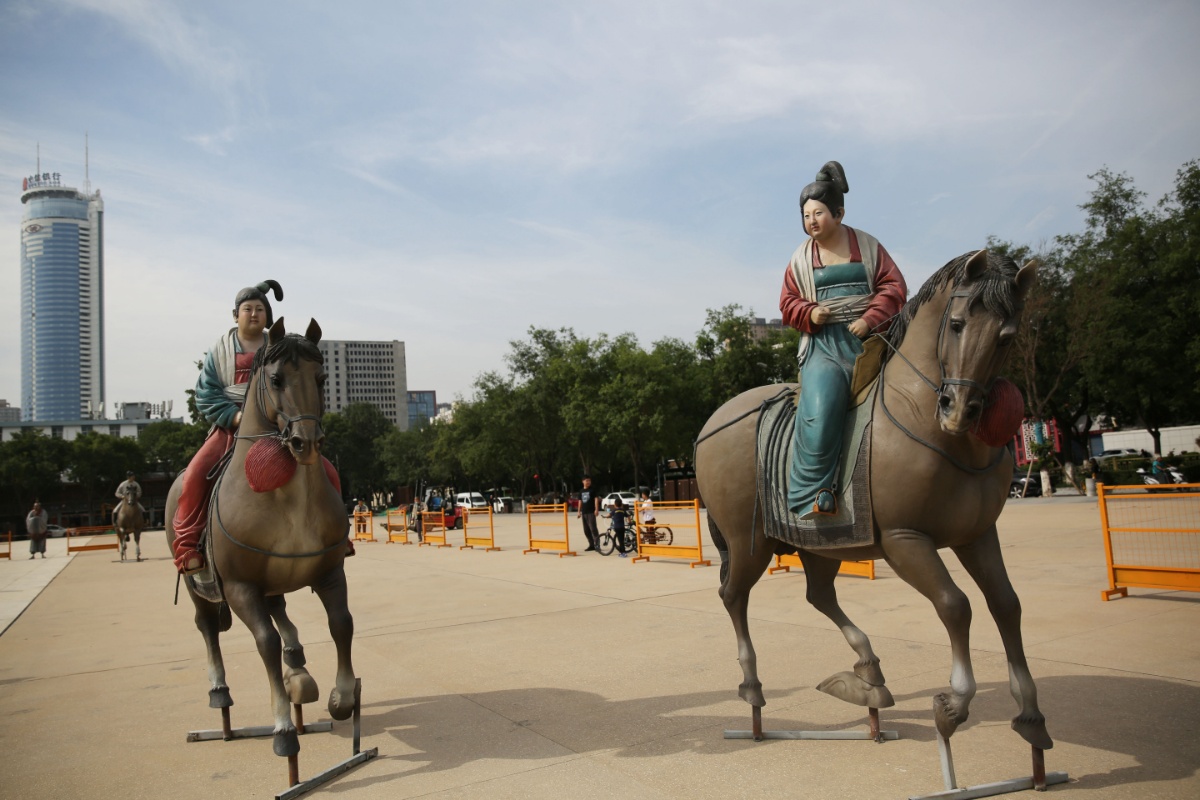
[708,515,730,591]
[218,601,233,633]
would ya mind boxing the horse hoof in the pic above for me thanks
[208,686,233,709]
[738,680,766,708]
[854,658,886,687]
[328,686,355,721]
[285,667,320,705]
[933,692,968,739]
[283,644,307,670]
[817,671,895,708]
[1012,713,1054,749]
[273,727,300,757]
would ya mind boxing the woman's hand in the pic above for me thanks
[848,319,870,339]
[810,306,832,325]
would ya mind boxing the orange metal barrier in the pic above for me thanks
[768,552,876,579]
[419,511,451,548]
[524,503,575,557]
[0,530,10,560]
[353,511,376,542]
[461,507,499,551]
[1098,482,1200,600]
[631,500,711,568]
[66,525,119,553]
[385,506,414,544]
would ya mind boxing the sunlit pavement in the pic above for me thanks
[0,499,1197,799]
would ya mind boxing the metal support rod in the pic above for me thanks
[938,732,957,791]
[287,754,299,788]
[294,704,305,735]
[188,721,331,742]
[352,678,362,755]
[1032,746,1046,791]
[908,772,1068,800]
[222,707,232,740]
[725,706,899,741]
[869,707,880,742]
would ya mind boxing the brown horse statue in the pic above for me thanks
[166,317,356,761]
[114,499,144,562]
[696,250,1052,755]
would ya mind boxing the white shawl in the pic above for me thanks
[788,227,879,367]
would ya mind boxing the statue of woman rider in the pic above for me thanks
[779,161,908,518]
[172,280,283,574]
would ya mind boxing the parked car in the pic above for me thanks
[601,491,638,511]
[47,524,67,538]
[1009,475,1043,499]
[455,492,489,510]
[1095,448,1141,462]
[492,496,516,513]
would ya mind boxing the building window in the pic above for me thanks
[110,425,121,436]
[51,426,63,439]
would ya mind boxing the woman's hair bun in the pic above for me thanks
[814,161,849,194]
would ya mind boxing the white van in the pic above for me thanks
[455,492,489,510]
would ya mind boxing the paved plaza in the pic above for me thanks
[0,497,1197,799]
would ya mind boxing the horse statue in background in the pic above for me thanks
[166,317,361,781]
[696,250,1055,789]
[114,498,144,562]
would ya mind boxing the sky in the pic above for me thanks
[1,0,1198,418]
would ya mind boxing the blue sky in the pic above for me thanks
[2,0,1198,418]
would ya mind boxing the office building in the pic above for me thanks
[0,399,20,422]
[317,339,409,429]
[407,390,436,428]
[20,170,104,421]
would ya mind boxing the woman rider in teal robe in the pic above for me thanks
[779,162,908,518]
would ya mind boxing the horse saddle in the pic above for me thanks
[755,339,882,551]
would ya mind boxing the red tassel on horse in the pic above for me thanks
[245,437,297,492]
[972,378,1025,447]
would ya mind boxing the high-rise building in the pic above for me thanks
[317,339,409,429]
[20,170,104,421]
[407,390,436,428]
[0,399,21,423]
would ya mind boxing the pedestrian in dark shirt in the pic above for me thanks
[577,476,600,551]
[610,498,633,557]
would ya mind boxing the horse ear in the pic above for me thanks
[268,316,286,345]
[1015,259,1039,300]
[965,249,988,281]
[305,318,322,344]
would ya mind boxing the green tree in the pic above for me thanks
[322,403,394,502]
[66,432,146,519]
[0,429,71,513]
[140,420,207,478]
[1062,164,1200,452]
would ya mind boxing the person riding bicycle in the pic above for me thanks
[638,489,656,543]
[608,498,634,556]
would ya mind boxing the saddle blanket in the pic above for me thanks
[755,384,875,550]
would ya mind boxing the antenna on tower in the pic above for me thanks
[84,133,91,194]
[36,142,40,175]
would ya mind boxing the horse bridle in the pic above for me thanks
[876,288,1006,474]
[250,358,325,445]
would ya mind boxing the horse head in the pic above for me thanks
[929,249,1037,435]
[254,317,327,466]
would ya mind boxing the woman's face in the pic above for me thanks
[235,299,268,339]
[802,198,842,240]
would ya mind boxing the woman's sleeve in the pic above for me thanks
[194,347,239,429]
[860,244,908,332]
[780,264,820,332]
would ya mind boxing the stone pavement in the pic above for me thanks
[0,498,1196,799]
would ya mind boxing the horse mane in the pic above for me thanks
[251,333,323,373]
[883,250,1022,360]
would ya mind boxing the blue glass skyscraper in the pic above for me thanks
[20,172,104,421]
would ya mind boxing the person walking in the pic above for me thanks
[26,502,48,559]
[577,476,601,552]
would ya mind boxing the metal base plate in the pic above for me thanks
[909,771,1068,800]
[724,729,899,740]
[274,748,378,800]
[186,721,332,742]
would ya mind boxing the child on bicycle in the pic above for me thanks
[609,498,634,556]
[638,490,656,544]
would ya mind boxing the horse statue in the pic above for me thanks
[166,317,357,766]
[696,250,1052,767]
[114,497,144,562]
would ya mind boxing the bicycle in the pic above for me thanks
[597,520,636,556]
[638,523,673,545]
